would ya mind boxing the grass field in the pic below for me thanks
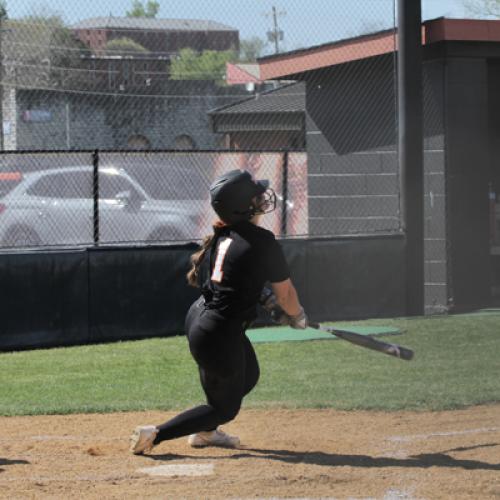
[0,312,499,416]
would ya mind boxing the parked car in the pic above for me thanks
[0,166,201,248]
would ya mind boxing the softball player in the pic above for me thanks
[130,169,307,454]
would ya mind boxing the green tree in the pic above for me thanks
[239,37,267,62]
[105,37,149,55]
[464,0,500,17]
[3,13,89,89]
[126,0,160,18]
[170,48,236,83]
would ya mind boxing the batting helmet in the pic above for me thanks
[209,169,276,224]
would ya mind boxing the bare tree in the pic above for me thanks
[464,0,500,18]
[239,37,267,62]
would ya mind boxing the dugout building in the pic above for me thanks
[250,17,500,315]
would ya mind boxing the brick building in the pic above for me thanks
[72,17,239,56]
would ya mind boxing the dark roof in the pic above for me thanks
[209,82,305,116]
[73,17,237,32]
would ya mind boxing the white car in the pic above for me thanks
[0,166,201,247]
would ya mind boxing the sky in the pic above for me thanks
[7,0,468,52]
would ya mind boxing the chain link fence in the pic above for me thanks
[0,0,469,251]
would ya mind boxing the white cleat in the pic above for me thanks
[130,425,158,455]
[188,428,240,449]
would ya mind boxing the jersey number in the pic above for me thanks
[211,238,233,283]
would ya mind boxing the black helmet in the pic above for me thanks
[210,169,276,224]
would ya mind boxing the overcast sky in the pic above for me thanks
[8,0,468,52]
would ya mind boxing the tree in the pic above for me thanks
[3,13,89,89]
[126,0,160,18]
[105,37,149,55]
[0,0,7,20]
[170,48,237,83]
[239,37,267,62]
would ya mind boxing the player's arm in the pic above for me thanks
[261,236,307,329]
[264,279,307,329]
[270,279,302,316]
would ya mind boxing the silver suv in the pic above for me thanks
[0,166,201,247]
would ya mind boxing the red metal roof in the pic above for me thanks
[226,63,261,85]
[259,18,500,80]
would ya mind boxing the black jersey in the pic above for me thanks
[200,221,290,320]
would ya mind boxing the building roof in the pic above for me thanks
[209,82,305,116]
[226,63,261,85]
[258,17,500,80]
[72,17,237,32]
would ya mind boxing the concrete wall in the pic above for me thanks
[304,54,450,314]
[3,86,17,151]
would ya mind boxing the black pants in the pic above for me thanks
[155,298,260,443]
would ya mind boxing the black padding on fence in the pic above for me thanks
[0,250,89,350]
[280,235,406,322]
[0,235,405,351]
[88,244,199,343]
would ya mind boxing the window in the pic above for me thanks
[99,172,141,200]
[27,172,93,199]
[127,135,151,150]
[174,135,196,150]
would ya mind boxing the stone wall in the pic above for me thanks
[5,82,248,151]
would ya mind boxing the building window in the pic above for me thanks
[127,135,151,150]
[174,134,196,150]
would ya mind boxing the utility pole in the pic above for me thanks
[265,6,285,54]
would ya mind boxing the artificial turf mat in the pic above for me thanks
[247,325,401,343]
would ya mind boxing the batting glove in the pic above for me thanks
[287,307,308,330]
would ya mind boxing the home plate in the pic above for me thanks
[137,464,214,477]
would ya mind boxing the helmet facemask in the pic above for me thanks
[253,188,277,215]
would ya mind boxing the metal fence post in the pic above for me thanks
[398,0,424,316]
[281,151,289,236]
[92,149,100,246]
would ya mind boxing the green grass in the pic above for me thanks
[0,313,499,416]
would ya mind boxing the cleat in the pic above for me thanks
[130,425,158,455]
[188,428,240,449]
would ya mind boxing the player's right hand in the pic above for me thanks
[288,307,308,329]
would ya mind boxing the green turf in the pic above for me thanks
[247,325,401,343]
[0,313,499,415]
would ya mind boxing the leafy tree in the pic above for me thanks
[170,48,237,83]
[3,13,89,89]
[239,37,267,62]
[105,37,149,54]
[126,0,160,18]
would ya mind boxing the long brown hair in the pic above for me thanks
[187,220,227,287]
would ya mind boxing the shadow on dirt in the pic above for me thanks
[0,457,30,473]
[149,446,500,471]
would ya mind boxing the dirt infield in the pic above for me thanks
[1,405,499,499]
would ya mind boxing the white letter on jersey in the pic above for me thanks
[211,238,233,283]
